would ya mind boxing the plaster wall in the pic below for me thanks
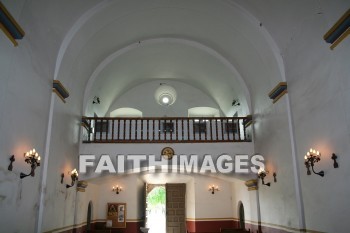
[107,80,222,117]
[284,8,350,232]
[0,1,51,233]
[79,142,254,180]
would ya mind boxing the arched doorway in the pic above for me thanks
[87,201,93,231]
[238,202,245,229]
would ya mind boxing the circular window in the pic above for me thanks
[154,84,177,106]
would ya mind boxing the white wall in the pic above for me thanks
[284,7,350,232]
[79,142,254,180]
[0,1,52,233]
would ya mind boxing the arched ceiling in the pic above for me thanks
[51,0,285,117]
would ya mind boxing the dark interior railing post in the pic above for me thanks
[215,119,218,141]
[170,119,173,141]
[226,119,230,141]
[158,119,161,141]
[123,119,126,140]
[117,119,120,141]
[99,119,102,141]
[88,119,92,142]
[221,118,224,141]
[204,119,207,141]
[237,118,241,141]
[187,119,190,141]
[210,119,213,141]
[192,119,196,141]
[181,118,185,141]
[176,119,178,141]
[111,119,115,141]
[243,119,247,141]
[151,119,154,141]
[93,118,97,142]
[135,119,138,140]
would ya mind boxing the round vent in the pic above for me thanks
[154,84,177,106]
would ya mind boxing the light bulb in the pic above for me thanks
[162,96,169,104]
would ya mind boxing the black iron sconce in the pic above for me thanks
[331,153,339,168]
[61,173,64,184]
[8,155,15,171]
[258,167,270,186]
[66,169,78,188]
[273,172,277,183]
[208,185,219,194]
[20,149,41,179]
[112,185,123,194]
[304,148,324,177]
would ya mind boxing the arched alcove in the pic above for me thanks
[87,201,93,231]
[238,201,245,229]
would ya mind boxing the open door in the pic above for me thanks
[166,183,186,233]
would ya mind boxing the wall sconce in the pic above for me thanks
[8,155,15,171]
[112,185,122,194]
[304,148,324,177]
[331,153,339,168]
[61,173,64,184]
[258,167,270,186]
[208,185,219,194]
[20,149,40,179]
[66,168,78,188]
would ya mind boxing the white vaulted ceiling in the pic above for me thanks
[19,0,344,117]
[47,0,286,117]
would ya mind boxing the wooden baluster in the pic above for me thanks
[141,119,144,141]
[181,119,184,141]
[243,118,247,141]
[187,118,190,140]
[93,119,97,142]
[117,119,120,141]
[238,118,241,141]
[176,119,178,141]
[215,119,219,141]
[129,119,132,140]
[147,119,149,141]
[204,119,207,141]
[88,119,92,142]
[105,119,109,141]
[99,119,102,141]
[123,119,126,140]
[112,119,115,141]
[136,119,138,140]
[170,119,173,141]
[192,119,196,141]
[227,119,231,141]
[210,119,213,141]
[152,119,154,141]
[221,118,224,141]
[158,119,161,141]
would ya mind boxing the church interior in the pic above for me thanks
[0,1,349,233]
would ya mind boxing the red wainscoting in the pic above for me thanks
[54,221,143,233]
[186,219,294,233]
[186,219,239,232]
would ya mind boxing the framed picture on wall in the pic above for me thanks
[107,203,127,228]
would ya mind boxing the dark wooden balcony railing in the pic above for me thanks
[81,116,252,143]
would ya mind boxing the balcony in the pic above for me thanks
[81,116,252,143]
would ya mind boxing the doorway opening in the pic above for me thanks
[146,185,166,233]
[87,201,93,231]
[238,201,245,229]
